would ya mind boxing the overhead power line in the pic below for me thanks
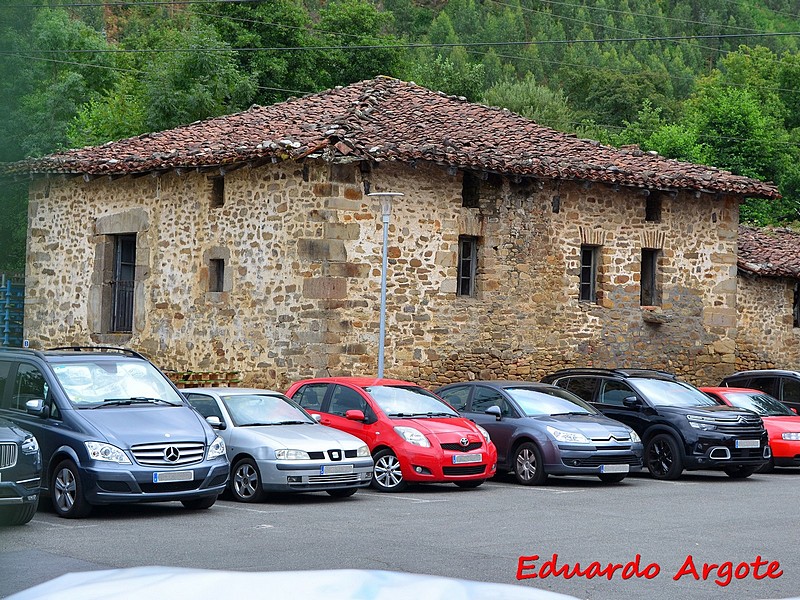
[9,31,800,55]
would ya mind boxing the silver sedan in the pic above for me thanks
[182,388,373,502]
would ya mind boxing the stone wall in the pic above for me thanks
[735,272,800,373]
[26,158,742,390]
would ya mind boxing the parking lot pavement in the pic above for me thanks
[2,470,799,600]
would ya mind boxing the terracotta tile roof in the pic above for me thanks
[738,225,800,278]
[3,76,780,199]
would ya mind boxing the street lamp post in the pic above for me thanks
[368,191,404,378]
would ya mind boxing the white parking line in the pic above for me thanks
[358,491,450,503]
[483,482,583,494]
[30,519,99,529]
[215,504,287,514]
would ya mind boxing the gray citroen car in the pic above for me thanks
[183,388,374,501]
[435,381,644,485]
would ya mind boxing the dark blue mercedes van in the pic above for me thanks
[0,347,229,518]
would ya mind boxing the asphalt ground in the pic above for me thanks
[2,469,799,600]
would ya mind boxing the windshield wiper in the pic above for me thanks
[242,420,311,426]
[387,411,455,418]
[92,397,178,408]
[550,411,591,416]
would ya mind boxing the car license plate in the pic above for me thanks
[153,470,193,483]
[600,464,629,473]
[735,439,760,449]
[320,464,353,475]
[452,453,482,464]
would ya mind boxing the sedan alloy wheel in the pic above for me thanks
[513,442,548,485]
[231,458,265,502]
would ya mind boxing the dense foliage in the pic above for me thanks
[2,0,799,271]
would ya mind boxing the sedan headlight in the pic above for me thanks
[394,426,431,447]
[207,436,226,460]
[476,424,492,443]
[356,444,370,457]
[21,435,39,455]
[546,426,590,444]
[687,415,717,430]
[275,449,311,460]
[85,441,132,464]
[782,432,800,441]
[628,429,641,443]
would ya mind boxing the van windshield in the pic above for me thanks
[51,360,184,407]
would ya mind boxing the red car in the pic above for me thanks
[285,377,498,492]
[701,387,800,471]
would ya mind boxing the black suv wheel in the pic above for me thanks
[645,434,684,480]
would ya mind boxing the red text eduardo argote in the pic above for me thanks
[516,553,782,587]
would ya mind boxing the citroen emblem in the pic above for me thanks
[164,446,180,462]
[460,437,469,447]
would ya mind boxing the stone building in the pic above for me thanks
[736,226,800,371]
[5,77,783,389]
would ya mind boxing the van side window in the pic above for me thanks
[783,379,800,404]
[12,363,49,412]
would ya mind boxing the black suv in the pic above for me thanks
[0,346,229,518]
[541,369,770,480]
[0,417,41,525]
[720,370,800,413]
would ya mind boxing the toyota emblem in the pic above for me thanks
[460,437,470,447]
[164,446,181,462]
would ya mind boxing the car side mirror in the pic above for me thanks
[485,405,502,420]
[622,396,642,409]
[345,409,366,422]
[25,398,49,418]
[205,416,226,430]
[311,413,322,423]
[792,408,798,415]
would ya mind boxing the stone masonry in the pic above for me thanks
[25,156,744,390]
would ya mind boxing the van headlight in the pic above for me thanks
[356,445,370,457]
[275,449,311,460]
[207,436,226,460]
[85,441,132,464]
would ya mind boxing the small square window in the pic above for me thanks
[645,192,662,222]
[457,236,478,296]
[209,259,225,292]
[793,282,799,328]
[462,172,480,208]
[210,176,224,208]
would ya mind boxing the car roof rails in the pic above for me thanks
[0,347,47,359]
[47,346,148,360]
[548,367,678,380]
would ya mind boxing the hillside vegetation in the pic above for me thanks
[1,0,799,271]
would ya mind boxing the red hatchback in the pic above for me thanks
[285,377,498,492]
[701,387,800,471]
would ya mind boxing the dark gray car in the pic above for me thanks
[0,417,41,525]
[435,381,643,485]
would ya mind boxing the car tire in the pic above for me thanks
[230,458,265,503]
[51,459,92,519]
[598,473,627,483]
[326,487,359,498]
[454,479,485,489]
[645,434,684,480]
[371,449,408,492]
[756,458,775,474]
[181,495,218,510]
[513,442,548,486]
[724,465,758,479]
[0,501,38,526]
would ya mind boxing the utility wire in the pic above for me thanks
[9,31,800,54]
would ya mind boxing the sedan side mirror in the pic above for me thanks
[205,416,226,430]
[622,396,642,409]
[312,413,322,423]
[25,398,49,418]
[345,409,366,422]
[485,405,502,421]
